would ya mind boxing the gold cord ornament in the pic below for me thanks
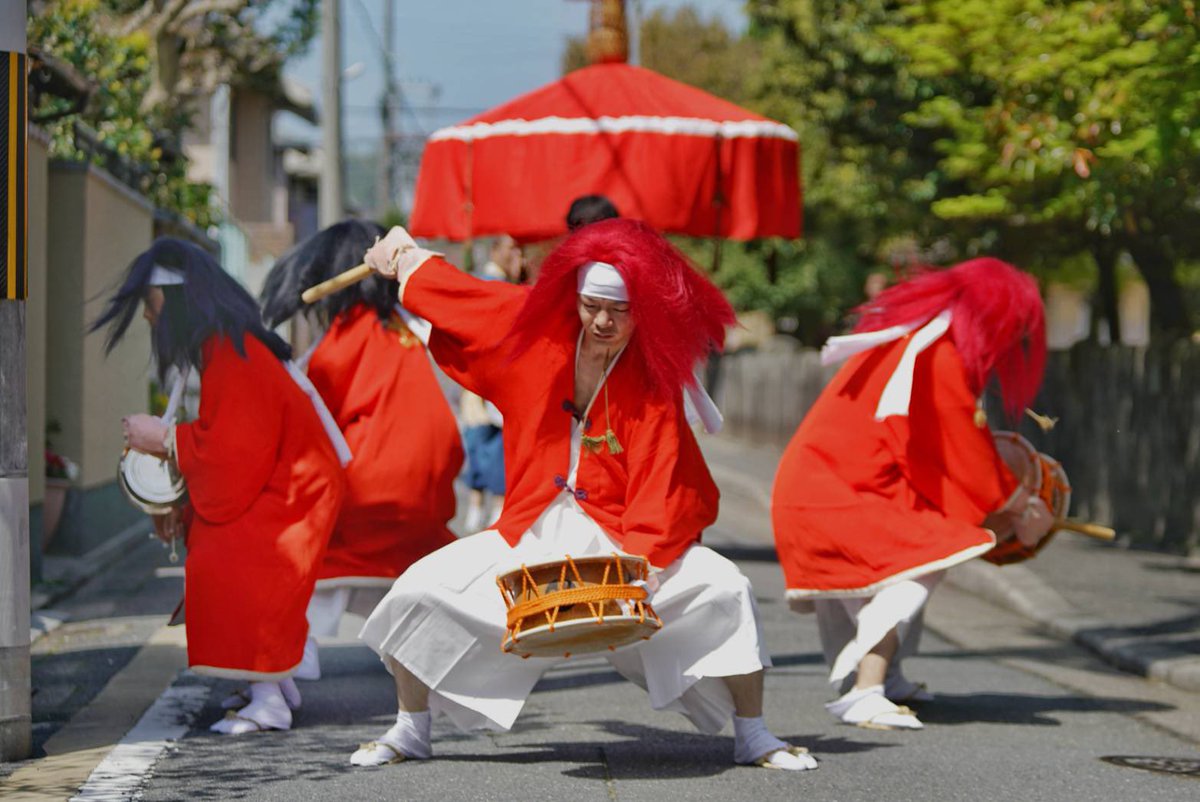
[581,382,623,455]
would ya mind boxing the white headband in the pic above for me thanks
[149,265,186,286]
[576,260,628,302]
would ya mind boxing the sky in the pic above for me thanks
[278,0,750,150]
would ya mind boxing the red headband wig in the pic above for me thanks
[508,218,736,399]
[853,258,1047,420]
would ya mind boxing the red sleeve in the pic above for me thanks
[400,257,527,399]
[175,338,284,525]
[618,399,719,569]
[885,339,1019,523]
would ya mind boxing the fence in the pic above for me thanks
[716,342,1200,553]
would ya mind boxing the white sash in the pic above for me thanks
[816,310,954,420]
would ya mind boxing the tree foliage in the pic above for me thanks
[747,0,1200,338]
[28,0,320,228]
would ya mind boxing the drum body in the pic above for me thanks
[988,431,1071,564]
[118,449,186,515]
[496,553,663,659]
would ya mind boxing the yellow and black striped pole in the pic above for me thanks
[0,41,26,299]
[0,0,31,763]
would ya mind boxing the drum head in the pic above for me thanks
[993,431,1038,485]
[504,615,662,658]
[119,451,185,514]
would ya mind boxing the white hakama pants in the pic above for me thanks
[359,494,770,735]
[814,572,943,687]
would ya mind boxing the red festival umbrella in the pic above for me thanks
[409,62,801,243]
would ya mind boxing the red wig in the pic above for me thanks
[853,258,1046,420]
[508,218,735,399]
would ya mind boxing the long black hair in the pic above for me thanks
[259,219,397,328]
[90,237,292,382]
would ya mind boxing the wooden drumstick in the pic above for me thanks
[301,263,373,304]
[1056,519,1116,541]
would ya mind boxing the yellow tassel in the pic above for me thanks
[605,429,623,455]
[581,435,605,453]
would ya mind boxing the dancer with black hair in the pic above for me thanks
[259,220,463,681]
[347,219,819,772]
[94,238,346,735]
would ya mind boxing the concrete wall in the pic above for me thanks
[44,162,154,553]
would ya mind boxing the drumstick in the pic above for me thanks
[1056,519,1116,541]
[301,264,373,304]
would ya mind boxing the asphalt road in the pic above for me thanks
[123,556,1200,802]
[8,438,1199,801]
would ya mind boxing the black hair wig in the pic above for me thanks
[259,219,397,328]
[90,237,292,382]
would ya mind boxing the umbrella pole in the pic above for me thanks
[711,133,725,274]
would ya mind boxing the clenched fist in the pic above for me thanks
[363,226,420,278]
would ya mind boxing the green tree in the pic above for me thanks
[886,0,1199,337]
[741,0,953,340]
[748,0,1199,339]
[29,0,320,228]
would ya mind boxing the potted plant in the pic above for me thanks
[44,420,79,551]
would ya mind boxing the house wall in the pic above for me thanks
[43,161,154,554]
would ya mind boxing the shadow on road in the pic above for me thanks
[917,691,1174,727]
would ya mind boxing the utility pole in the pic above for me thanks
[320,0,345,226]
[628,0,641,66]
[0,0,32,762]
[380,0,400,215]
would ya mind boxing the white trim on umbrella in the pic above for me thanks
[428,115,799,143]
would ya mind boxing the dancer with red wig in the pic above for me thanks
[772,259,1053,730]
[348,219,819,772]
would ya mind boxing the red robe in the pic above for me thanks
[401,257,717,569]
[772,335,1019,597]
[175,335,344,678]
[306,304,463,585]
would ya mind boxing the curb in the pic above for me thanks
[30,519,153,642]
[945,561,1200,694]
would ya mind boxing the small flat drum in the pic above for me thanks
[118,450,186,515]
[988,431,1071,564]
[496,553,663,659]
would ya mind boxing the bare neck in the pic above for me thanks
[574,336,615,412]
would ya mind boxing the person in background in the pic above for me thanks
[566,194,619,231]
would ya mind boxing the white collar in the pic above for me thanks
[819,310,954,420]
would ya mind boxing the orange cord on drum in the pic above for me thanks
[496,553,660,648]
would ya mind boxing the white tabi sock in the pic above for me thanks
[732,716,818,771]
[220,678,301,711]
[350,710,433,766]
[827,684,923,730]
[210,681,292,735]
[294,636,321,681]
